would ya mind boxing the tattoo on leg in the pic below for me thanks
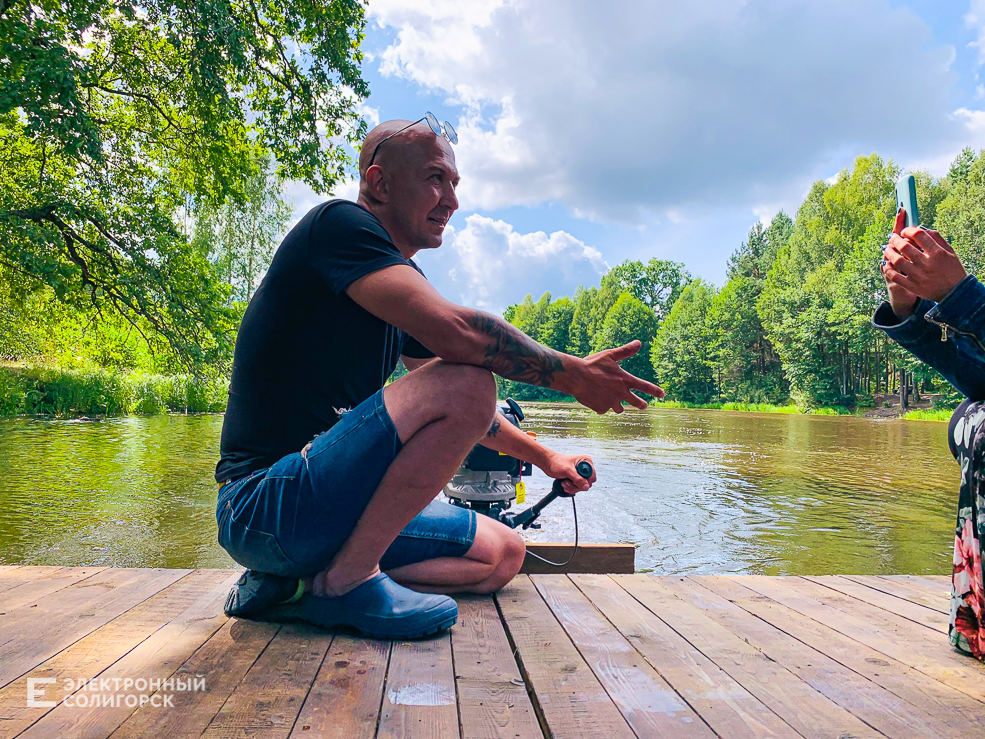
[470,311,564,387]
[486,418,502,437]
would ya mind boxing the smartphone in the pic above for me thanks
[895,174,921,229]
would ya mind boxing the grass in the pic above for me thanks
[903,408,954,422]
[0,365,228,417]
[654,400,848,415]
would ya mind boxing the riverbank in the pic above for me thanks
[0,365,227,417]
[655,395,954,422]
[0,364,955,422]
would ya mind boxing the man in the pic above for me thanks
[215,117,664,639]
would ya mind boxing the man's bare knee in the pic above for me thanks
[419,361,496,433]
[450,364,497,423]
[472,528,525,594]
[384,361,496,442]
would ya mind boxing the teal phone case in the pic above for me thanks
[895,174,921,229]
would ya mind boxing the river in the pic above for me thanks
[0,404,959,575]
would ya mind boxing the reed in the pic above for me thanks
[0,365,227,417]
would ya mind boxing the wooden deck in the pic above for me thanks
[0,567,982,738]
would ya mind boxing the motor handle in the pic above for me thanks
[502,460,594,529]
[554,460,594,498]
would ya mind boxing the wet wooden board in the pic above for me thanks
[0,567,982,739]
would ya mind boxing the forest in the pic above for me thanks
[2,1,983,416]
[500,150,985,412]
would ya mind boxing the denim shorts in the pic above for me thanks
[215,388,477,578]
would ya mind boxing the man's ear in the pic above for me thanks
[364,165,388,204]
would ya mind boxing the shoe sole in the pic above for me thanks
[256,600,458,641]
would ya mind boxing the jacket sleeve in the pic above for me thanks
[872,275,985,401]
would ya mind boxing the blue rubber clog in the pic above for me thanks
[228,570,458,640]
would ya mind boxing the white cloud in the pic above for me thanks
[968,0,985,66]
[415,214,607,312]
[356,103,381,129]
[367,0,964,222]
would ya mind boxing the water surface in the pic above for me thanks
[0,404,959,574]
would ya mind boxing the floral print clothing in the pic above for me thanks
[949,400,985,660]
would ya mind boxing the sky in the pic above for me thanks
[285,0,985,315]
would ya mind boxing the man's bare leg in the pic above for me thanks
[383,514,526,594]
[311,360,498,597]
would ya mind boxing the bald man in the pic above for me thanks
[215,118,664,639]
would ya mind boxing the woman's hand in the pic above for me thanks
[881,209,920,319]
[883,208,967,307]
[541,452,596,495]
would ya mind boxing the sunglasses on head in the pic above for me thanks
[367,112,458,168]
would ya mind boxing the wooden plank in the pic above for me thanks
[533,574,719,738]
[729,575,985,703]
[288,635,390,739]
[803,575,949,633]
[572,575,802,739]
[898,574,950,586]
[495,575,636,739]
[378,633,460,739]
[0,569,235,739]
[0,567,190,689]
[522,543,634,575]
[451,595,542,739]
[0,566,65,595]
[615,575,883,739]
[884,575,951,599]
[18,569,243,739]
[665,576,975,739]
[201,623,332,739]
[111,618,281,739]
[695,575,985,738]
[844,575,949,614]
[0,567,105,611]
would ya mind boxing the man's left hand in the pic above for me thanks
[542,452,596,495]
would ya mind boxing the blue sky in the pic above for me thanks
[286,1,985,314]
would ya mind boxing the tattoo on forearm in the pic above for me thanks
[470,311,565,387]
[486,418,502,437]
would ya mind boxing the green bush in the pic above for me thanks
[0,365,228,417]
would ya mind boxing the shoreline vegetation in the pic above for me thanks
[0,365,227,417]
[0,365,951,421]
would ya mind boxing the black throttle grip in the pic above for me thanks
[554,460,593,498]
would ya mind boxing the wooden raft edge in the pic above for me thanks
[520,542,635,574]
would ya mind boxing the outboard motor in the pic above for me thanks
[443,398,593,539]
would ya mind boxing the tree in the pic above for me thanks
[758,154,902,407]
[728,212,792,281]
[0,0,368,368]
[651,281,718,403]
[192,158,293,304]
[594,293,658,384]
[936,148,985,277]
[708,276,787,403]
[596,258,691,325]
[540,297,576,355]
[566,286,594,356]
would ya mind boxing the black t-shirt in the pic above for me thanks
[215,200,435,483]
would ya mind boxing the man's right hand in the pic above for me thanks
[564,341,665,413]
